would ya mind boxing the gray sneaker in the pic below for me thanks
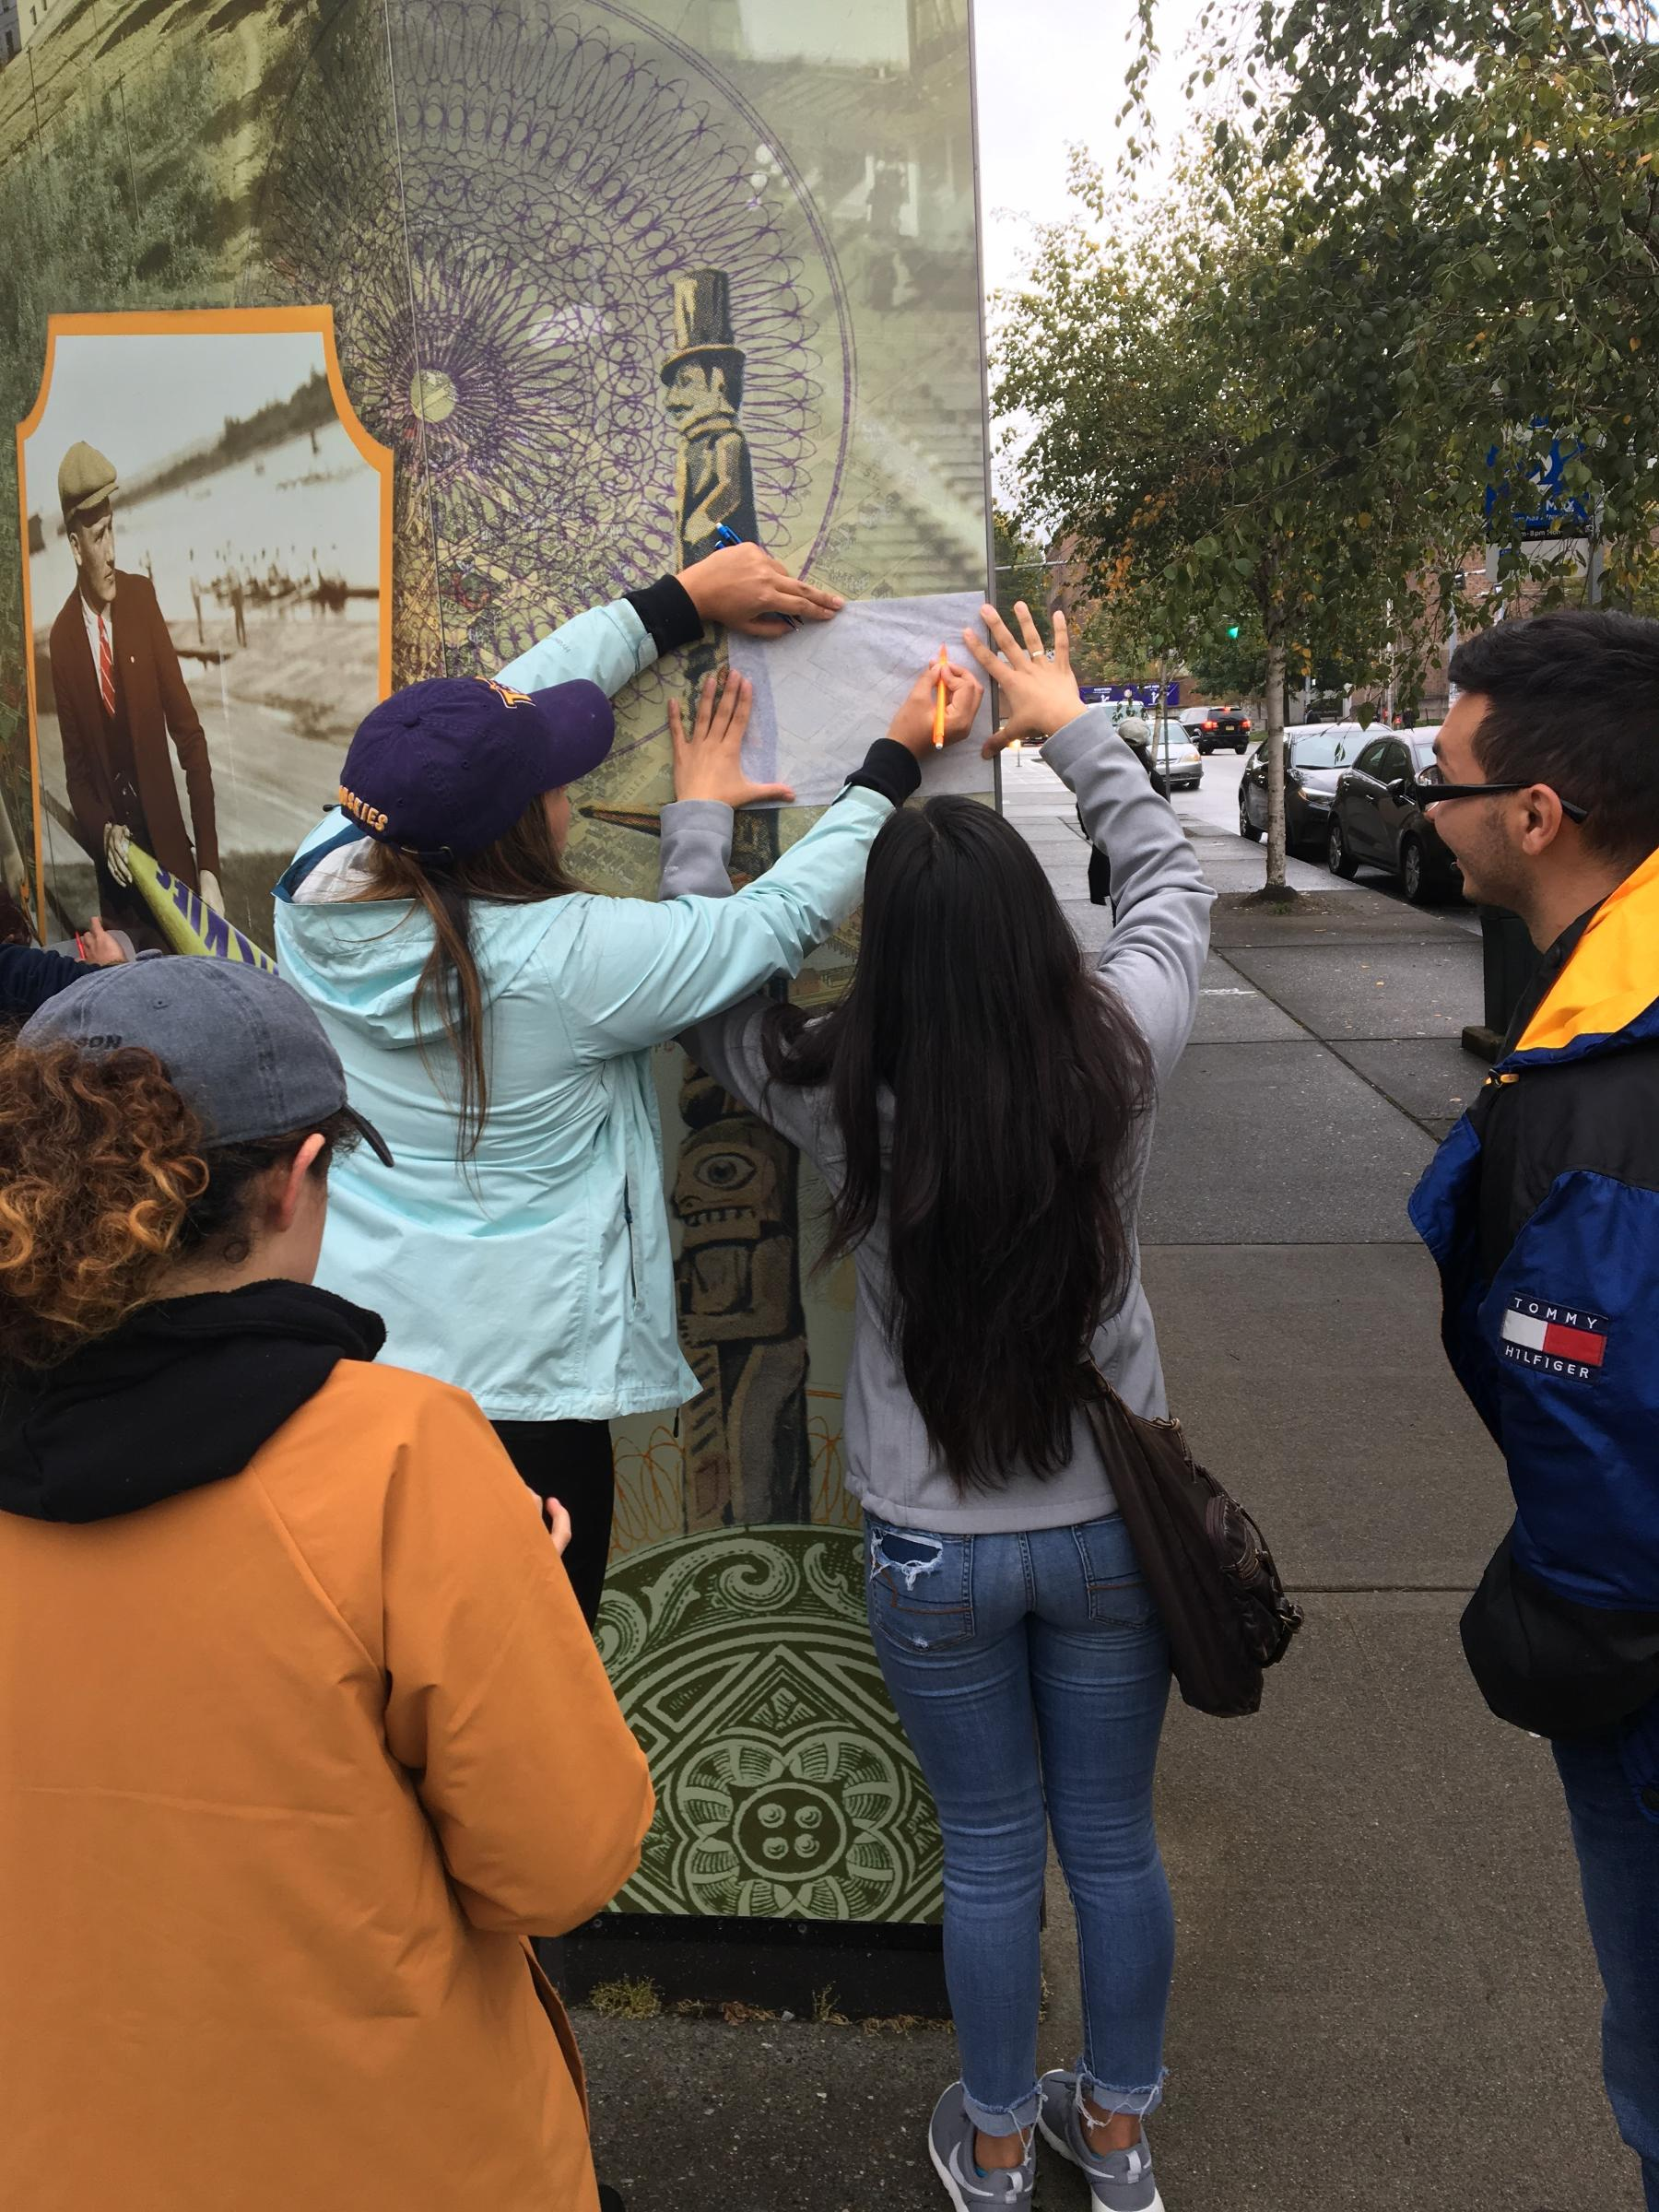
[1036,2071,1164,2212]
[927,2083,1037,2208]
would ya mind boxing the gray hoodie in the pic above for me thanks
[660,705,1214,1534]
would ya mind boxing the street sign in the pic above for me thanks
[1080,681,1180,707]
[1485,436,1591,542]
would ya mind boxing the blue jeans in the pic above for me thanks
[1554,1704,1659,2212]
[865,1512,1173,2138]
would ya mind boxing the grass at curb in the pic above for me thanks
[582,1975,949,2035]
[588,1976,662,2020]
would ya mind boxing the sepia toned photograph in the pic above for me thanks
[18,312,389,950]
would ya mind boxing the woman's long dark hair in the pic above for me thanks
[351,798,578,1156]
[762,796,1154,1488]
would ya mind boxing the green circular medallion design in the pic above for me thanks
[595,1525,943,1923]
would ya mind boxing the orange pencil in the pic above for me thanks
[931,646,948,747]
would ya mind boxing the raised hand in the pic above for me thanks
[961,603,1088,753]
[668,668,796,809]
[79,917,131,968]
[885,656,984,759]
[677,543,845,637]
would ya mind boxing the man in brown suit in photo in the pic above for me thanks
[48,441,222,949]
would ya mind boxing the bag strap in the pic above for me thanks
[274,816,369,904]
[1081,1353,1188,1442]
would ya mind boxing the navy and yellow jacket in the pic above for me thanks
[1410,848,1659,1737]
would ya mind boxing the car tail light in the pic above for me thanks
[1202,719,1217,731]
[1240,719,1251,731]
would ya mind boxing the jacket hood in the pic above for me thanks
[0,1280,384,1524]
[1499,845,1659,1076]
[273,818,564,1052]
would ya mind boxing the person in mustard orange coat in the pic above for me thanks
[0,958,653,2212]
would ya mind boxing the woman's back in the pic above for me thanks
[276,843,681,1421]
[665,692,1214,1526]
[835,1096,1169,1532]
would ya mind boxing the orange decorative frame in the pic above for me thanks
[14,305,394,940]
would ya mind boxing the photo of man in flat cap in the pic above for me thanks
[47,440,222,948]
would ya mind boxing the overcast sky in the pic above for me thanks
[26,331,326,493]
[974,0,1211,301]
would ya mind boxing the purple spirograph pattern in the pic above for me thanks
[258,0,831,679]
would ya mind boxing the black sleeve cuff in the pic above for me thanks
[0,942,84,1017]
[624,574,704,656]
[841,737,922,810]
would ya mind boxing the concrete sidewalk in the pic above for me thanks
[582,755,1638,2210]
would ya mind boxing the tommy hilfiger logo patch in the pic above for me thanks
[1500,1294,1609,1382]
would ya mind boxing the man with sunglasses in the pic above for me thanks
[1408,608,1659,2211]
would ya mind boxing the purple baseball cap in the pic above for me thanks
[337,676,615,861]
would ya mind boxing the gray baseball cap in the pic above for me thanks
[19,958,394,1165]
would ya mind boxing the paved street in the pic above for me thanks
[582,751,1637,2211]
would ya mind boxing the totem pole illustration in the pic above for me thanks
[661,266,761,575]
[665,270,810,1531]
[585,269,812,1532]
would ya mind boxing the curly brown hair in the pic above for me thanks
[0,1041,356,1370]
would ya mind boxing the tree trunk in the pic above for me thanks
[1265,635,1288,890]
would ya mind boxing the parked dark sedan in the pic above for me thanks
[1326,729,1462,904]
[1238,727,1363,850]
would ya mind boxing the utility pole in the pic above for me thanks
[1383,598,1396,724]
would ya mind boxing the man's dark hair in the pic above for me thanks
[1447,609,1659,865]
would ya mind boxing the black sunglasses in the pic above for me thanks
[1409,766,1589,824]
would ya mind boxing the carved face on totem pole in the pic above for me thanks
[662,356,742,439]
[672,1070,800,1347]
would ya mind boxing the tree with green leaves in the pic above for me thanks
[991,509,1057,630]
[996,148,1455,889]
[0,48,229,931]
[1168,0,1659,613]
[1187,616,1268,705]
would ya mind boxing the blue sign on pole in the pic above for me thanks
[1485,435,1590,541]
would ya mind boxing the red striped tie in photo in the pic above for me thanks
[98,615,115,717]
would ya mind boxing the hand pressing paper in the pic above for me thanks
[727,591,995,806]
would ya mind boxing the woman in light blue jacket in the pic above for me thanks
[275,546,981,1619]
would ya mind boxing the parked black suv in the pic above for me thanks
[1326,729,1462,904]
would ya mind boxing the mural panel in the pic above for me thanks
[0,0,987,1936]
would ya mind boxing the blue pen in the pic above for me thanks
[712,523,799,629]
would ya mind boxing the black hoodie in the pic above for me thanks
[0,1281,385,1524]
